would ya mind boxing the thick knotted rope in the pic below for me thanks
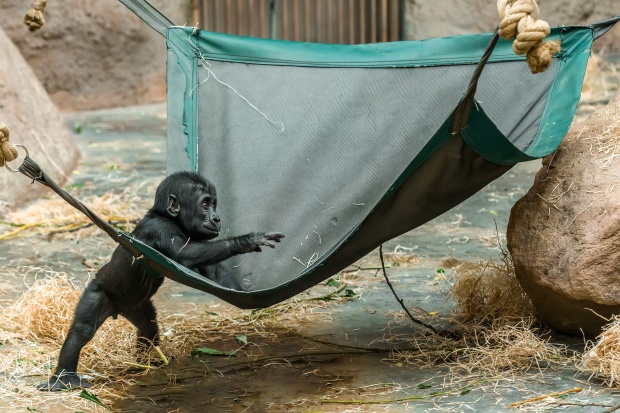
[497,0,561,74]
[24,0,49,32]
[0,124,18,168]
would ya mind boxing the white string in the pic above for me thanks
[187,32,285,133]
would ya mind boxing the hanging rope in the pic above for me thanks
[497,0,561,74]
[0,124,18,168]
[24,0,49,32]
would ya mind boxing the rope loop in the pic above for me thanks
[497,0,561,73]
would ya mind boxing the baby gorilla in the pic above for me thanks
[38,172,284,391]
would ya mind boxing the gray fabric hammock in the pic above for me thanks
[22,0,620,309]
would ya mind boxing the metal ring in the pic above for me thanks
[4,144,29,173]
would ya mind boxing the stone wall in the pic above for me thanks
[0,27,79,212]
[0,0,191,111]
[405,0,619,51]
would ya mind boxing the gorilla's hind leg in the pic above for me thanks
[37,280,116,391]
[123,299,160,364]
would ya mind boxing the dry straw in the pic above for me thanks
[449,245,534,323]
[578,316,620,386]
[0,189,148,241]
[0,268,357,411]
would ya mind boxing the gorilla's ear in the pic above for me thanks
[167,194,180,217]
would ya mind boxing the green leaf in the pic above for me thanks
[326,278,340,287]
[460,389,471,396]
[417,383,432,389]
[26,408,44,412]
[79,390,110,410]
[205,311,219,316]
[343,289,356,297]
[191,347,235,357]
[74,124,83,134]
[236,335,248,345]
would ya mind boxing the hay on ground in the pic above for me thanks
[578,315,620,387]
[0,269,358,411]
[581,52,619,104]
[455,318,570,374]
[0,190,148,241]
[449,250,534,323]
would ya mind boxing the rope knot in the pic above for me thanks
[24,0,48,32]
[0,124,18,168]
[497,0,560,73]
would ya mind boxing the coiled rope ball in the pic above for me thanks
[0,124,18,168]
[24,0,48,32]
[497,0,561,74]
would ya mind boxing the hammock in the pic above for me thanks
[16,0,620,309]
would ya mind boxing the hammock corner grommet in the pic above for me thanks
[101,1,620,309]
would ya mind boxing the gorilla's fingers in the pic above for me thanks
[261,240,276,248]
[265,232,285,241]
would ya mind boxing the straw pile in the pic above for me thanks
[0,270,138,376]
[581,52,619,104]
[455,319,569,374]
[0,269,357,411]
[578,316,620,386]
[0,271,128,412]
[577,96,620,168]
[0,189,148,241]
[384,247,574,377]
[449,249,534,323]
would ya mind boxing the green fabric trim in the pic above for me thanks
[458,28,593,165]
[168,25,590,68]
[167,29,200,172]
[460,105,535,165]
[528,27,593,158]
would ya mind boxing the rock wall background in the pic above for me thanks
[0,27,79,211]
[405,0,619,53]
[0,0,191,111]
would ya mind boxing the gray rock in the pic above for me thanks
[0,27,78,211]
[507,89,620,337]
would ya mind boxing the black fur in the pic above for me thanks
[37,172,284,391]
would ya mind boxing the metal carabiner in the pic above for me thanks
[4,144,29,172]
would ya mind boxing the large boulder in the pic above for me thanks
[507,90,620,337]
[0,27,78,212]
[0,0,191,111]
